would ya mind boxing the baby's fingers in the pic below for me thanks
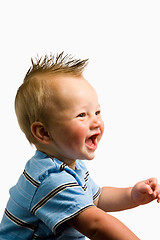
[153,184,160,202]
[146,178,157,190]
[147,178,160,200]
[144,183,154,195]
[157,194,160,203]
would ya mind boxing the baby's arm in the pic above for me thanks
[69,177,160,239]
[96,177,160,212]
[69,206,140,240]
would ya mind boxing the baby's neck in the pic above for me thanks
[36,146,77,170]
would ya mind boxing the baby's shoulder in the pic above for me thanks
[24,151,59,183]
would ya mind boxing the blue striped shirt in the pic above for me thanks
[0,151,101,239]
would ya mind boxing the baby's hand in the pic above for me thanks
[131,178,160,205]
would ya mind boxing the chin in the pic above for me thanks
[86,154,95,160]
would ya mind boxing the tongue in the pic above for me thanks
[85,138,93,146]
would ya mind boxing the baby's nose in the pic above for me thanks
[90,116,102,129]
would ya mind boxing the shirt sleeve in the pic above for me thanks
[76,160,101,202]
[30,169,95,234]
[89,175,101,202]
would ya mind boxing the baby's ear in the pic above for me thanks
[31,122,52,144]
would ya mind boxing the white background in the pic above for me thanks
[0,1,160,239]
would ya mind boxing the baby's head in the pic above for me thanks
[15,52,104,161]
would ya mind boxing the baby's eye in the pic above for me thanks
[77,112,86,118]
[95,110,101,115]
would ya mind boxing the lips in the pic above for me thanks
[85,134,99,150]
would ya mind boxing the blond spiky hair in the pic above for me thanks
[25,52,88,80]
[15,52,89,144]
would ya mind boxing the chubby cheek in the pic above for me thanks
[67,122,88,147]
[71,126,88,146]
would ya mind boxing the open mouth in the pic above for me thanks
[85,134,99,150]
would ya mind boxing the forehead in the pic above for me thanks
[46,74,99,120]
[48,74,98,103]
[50,74,92,90]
